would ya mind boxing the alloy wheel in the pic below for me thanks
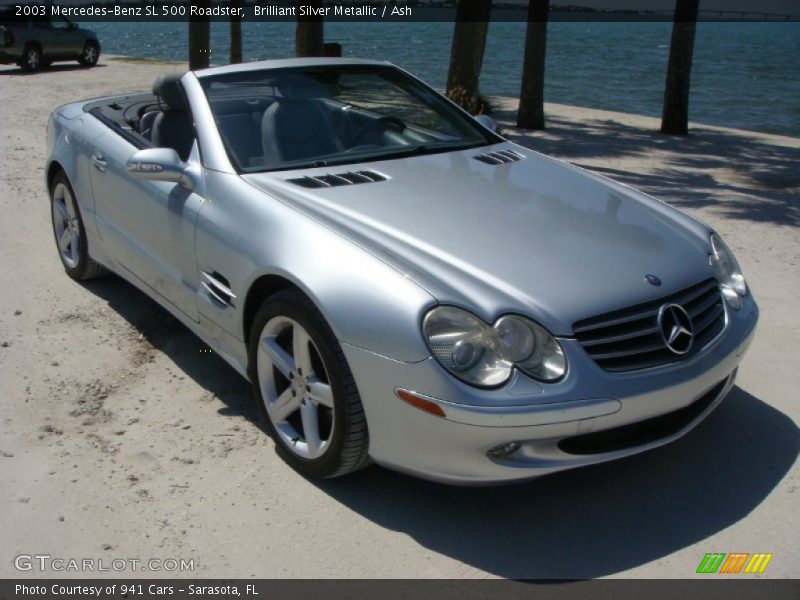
[25,48,40,70]
[256,316,335,459]
[51,182,80,269]
[83,45,97,64]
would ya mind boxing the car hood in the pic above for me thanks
[242,143,714,335]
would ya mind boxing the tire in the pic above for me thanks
[20,44,42,72]
[248,288,370,478]
[50,172,107,281]
[78,42,99,67]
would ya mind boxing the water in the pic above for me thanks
[88,20,800,136]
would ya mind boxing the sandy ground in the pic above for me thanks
[0,56,798,580]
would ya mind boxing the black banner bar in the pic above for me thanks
[1,580,800,600]
[4,1,800,22]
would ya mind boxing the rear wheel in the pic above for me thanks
[78,42,99,67]
[50,172,107,281]
[248,289,370,478]
[20,44,42,72]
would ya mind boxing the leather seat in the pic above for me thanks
[148,73,195,161]
[261,82,343,168]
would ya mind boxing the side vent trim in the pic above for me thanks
[473,149,525,166]
[201,271,236,308]
[287,170,387,189]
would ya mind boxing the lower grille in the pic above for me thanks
[573,278,726,372]
[557,375,731,455]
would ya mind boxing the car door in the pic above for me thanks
[43,16,73,58]
[88,132,205,321]
[54,17,84,57]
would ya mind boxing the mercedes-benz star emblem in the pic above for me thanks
[657,304,694,355]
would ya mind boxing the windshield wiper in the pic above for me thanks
[354,142,482,162]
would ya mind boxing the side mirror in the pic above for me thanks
[474,114,497,132]
[125,148,193,190]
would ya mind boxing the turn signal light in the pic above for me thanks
[395,388,446,418]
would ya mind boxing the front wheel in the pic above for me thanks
[78,42,99,67]
[20,45,42,72]
[248,289,370,478]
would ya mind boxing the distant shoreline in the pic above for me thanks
[101,54,799,141]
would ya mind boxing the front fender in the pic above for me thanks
[195,172,436,363]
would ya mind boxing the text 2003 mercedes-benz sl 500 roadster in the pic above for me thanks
[45,58,758,484]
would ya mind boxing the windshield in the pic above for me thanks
[199,65,498,173]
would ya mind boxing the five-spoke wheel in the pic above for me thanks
[49,172,106,280]
[257,316,336,459]
[249,289,370,477]
[51,181,81,269]
[21,45,42,72]
[79,42,100,67]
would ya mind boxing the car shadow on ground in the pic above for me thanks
[495,111,800,228]
[82,275,799,579]
[0,63,106,76]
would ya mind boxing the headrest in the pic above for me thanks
[153,73,188,110]
[277,79,333,101]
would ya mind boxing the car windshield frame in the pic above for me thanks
[198,64,502,174]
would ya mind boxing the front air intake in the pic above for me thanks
[473,149,525,165]
[286,171,387,189]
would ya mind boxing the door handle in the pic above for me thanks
[91,153,107,172]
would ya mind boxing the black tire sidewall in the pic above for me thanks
[50,172,90,280]
[247,292,353,478]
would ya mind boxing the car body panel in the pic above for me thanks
[44,58,759,484]
[194,170,438,362]
[88,133,206,320]
[242,143,713,335]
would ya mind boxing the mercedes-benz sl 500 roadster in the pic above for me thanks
[45,58,758,484]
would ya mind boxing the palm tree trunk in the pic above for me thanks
[517,0,550,130]
[188,0,211,70]
[296,0,324,57]
[661,0,700,135]
[230,0,242,64]
[445,0,492,114]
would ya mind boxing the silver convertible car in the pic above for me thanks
[45,58,758,484]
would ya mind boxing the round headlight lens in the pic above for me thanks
[710,233,747,299]
[423,306,512,387]
[515,318,567,382]
[495,316,536,362]
[422,307,566,388]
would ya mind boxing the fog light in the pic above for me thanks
[487,442,521,458]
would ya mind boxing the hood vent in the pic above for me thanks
[286,170,387,189]
[473,149,525,165]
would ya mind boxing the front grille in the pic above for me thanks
[573,278,726,372]
[557,375,731,455]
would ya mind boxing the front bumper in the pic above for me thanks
[343,294,758,485]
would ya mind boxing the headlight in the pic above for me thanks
[423,307,566,388]
[710,233,747,309]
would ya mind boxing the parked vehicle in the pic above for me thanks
[44,59,758,484]
[1,11,99,71]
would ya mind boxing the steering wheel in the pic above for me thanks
[351,116,406,146]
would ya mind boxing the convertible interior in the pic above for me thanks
[84,69,479,172]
